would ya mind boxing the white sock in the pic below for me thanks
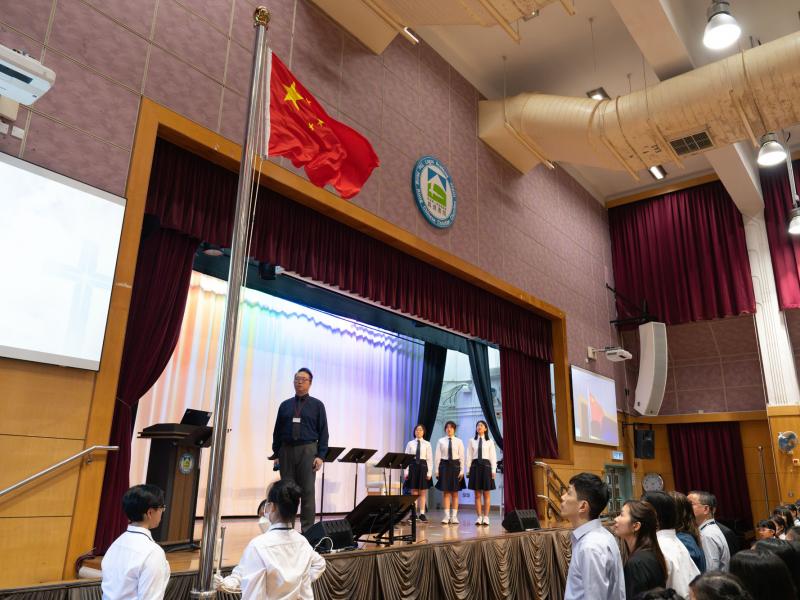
[452,509,458,517]
[444,509,450,518]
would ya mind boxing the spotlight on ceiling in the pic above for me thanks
[789,207,800,236]
[522,9,540,21]
[703,1,741,50]
[757,132,787,167]
[648,165,666,180]
[586,87,609,101]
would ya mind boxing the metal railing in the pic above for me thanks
[0,445,118,500]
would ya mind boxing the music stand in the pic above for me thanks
[318,446,345,523]
[346,494,417,546]
[374,452,415,498]
[338,448,377,510]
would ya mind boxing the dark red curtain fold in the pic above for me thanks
[93,228,198,553]
[761,159,800,309]
[146,139,552,362]
[608,180,755,325]
[668,422,752,526]
[500,348,558,516]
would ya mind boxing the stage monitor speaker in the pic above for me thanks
[633,322,668,416]
[303,519,354,553]
[502,509,541,532]
[634,429,656,459]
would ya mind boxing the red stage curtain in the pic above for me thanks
[608,180,755,325]
[500,348,558,515]
[667,422,753,526]
[146,139,552,362]
[93,228,198,553]
[762,160,800,309]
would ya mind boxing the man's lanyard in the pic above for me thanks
[293,396,308,419]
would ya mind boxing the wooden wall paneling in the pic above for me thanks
[0,517,72,587]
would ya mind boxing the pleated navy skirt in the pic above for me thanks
[467,458,496,491]
[436,459,465,491]
[407,460,433,489]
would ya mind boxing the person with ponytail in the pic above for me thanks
[237,479,326,599]
[613,500,668,599]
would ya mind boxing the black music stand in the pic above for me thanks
[346,494,417,546]
[338,448,377,510]
[318,446,345,522]
[374,452,415,498]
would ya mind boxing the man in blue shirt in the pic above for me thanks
[561,472,625,600]
[272,368,329,532]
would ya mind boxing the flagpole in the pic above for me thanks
[190,6,270,599]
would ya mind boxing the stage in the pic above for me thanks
[2,512,574,599]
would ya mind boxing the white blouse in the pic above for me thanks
[434,436,465,477]
[465,437,497,474]
[403,438,433,478]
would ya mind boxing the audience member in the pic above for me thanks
[771,515,787,540]
[213,499,270,592]
[714,521,739,559]
[688,571,752,600]
[754,520,776,542]
[787,527,800,542]
[614,500,668,599]
[561,473,625,600]
[753,538,800,595]
[101,484,170,600]
[688,491,730,571]
[643,491,700,597]
[775,507,794,532]
[237,480,326,600]
[787,504,800,527]
[729,549,795,600]
[635,589,685,600]
[670,491,707,573]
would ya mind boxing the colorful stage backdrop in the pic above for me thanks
[131,272,424,515]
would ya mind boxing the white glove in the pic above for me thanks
[218,574,242,592]
[213,574,224,589]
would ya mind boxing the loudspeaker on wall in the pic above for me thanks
[634,429,656,459]
[634,322,668,416]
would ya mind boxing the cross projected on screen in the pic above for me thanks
[571,365,619,446]
[0,152,125,370]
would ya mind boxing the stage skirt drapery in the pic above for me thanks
[1,528,573,600]
[608,179,755,325]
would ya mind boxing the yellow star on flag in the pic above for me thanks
[283,81,304,111]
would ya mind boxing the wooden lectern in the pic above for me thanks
[138,415,212,549]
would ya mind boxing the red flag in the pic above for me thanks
[266,52,379,199]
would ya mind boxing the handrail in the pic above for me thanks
[0,445,118,499]
[537,494,563,521]
[534,460,568,493]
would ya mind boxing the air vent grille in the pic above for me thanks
[669,131,714,156]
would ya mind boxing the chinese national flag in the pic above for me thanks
[266,51,379,199]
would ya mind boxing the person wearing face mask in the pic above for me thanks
[212,499,272,593]
[237,479,326,600]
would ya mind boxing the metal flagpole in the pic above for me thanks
[190,6,271,598]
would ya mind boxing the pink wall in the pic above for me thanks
[0,0,617,374]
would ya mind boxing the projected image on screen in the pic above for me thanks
[571,365,619,446]
[0,152,125,370]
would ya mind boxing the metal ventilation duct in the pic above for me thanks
[479,31,800,179]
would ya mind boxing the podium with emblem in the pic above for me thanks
[138,409,212,549]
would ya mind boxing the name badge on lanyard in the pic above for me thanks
[292,417,301,424]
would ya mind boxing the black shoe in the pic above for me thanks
[418,513,428,522]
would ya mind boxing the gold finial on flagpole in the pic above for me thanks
[254,6,270,27]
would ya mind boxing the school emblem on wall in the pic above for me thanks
[412,156,457,228]
[178,452,195,475]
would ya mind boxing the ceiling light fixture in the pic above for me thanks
[757,132,787,167]
[649,165,666,180]
[703,1,741,50]
[789,206,800,236]
[586,87,609,101]
[522,9,540,21]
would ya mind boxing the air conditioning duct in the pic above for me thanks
[479,31,800,178]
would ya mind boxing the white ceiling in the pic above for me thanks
[415,0,800,202]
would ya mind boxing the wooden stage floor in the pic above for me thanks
[85,509,514,574]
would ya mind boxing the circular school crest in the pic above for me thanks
[412,156,457,228]
[178,453,195,475]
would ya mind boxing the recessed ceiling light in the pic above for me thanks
[649,165,666,180]
[703,1,741,50]
[522,9,540,21]
[586,87,609,101]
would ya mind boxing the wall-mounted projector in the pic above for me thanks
[0,45,55,105]
[587,345,633,362]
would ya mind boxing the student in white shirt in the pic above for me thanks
[404,424,433,523]
[465,420,497,526]
[101,484,170,600]
[688,490,730,571]
[434,420,465,525]
[561,472,625,600]
[643,490,700,597]
[214,499,271,592]
[237,479,326,600]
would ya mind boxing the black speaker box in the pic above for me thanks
[303,519,354,553]
[502,509,541,532]
[635,429,655,459]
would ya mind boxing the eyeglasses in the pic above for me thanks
[293,377,310,383]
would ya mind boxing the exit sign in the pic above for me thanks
[612,451,624,461]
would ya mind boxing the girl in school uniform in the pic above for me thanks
[466,420,497,526]
[404,424,433,522]
[434,420,465,524]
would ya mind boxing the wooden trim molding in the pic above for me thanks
[606,172,719,209]
[766,405,800,417]
[64,98,574,574]
[627,410,767,425]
